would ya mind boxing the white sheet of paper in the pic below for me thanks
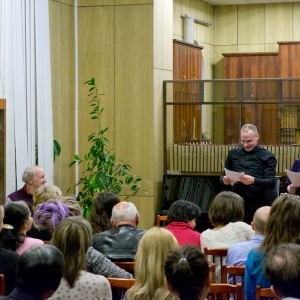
[224,168,245,183]
[285,169,300,186]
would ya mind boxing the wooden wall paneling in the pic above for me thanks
[114,4,154,197]
[60,4,76,194]
[78,5,115,192]
[50,1,76,194]
[173,40,202,143]
[238,4,265,45]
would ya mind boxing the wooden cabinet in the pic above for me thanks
[0,99,5,205]
[173,40,203,144]
[223,42,300,145]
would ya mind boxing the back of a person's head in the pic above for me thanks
[165,245,210,300]
[59,196,82,217]
[51,216,92,288]
[111,201,137,224]
[88,192,120,234]
[208,191,244,227]
[33,185,62,210]
[33,198,70,233]
[262,194,300,251]
[253,206,271,235]
[17,244,64,299]
[167,200,201,223]
[0,201,30,251]
[264,243,300,298]
[32,185,62,210]
[127,227,178,300]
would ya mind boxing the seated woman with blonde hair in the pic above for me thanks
[125,227,179,300]
[32,184,62,211]
[48,216,112,300]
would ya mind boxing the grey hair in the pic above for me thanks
[22,166,41,183]
[111,202,138,223]
[241,124,258,134]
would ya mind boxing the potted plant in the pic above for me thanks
[69,78,142,217]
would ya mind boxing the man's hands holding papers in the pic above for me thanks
[223,168,254,186]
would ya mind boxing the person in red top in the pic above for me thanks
[165,200,201,248]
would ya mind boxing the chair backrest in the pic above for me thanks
[107,277,136,289]
[0,274,5,296]
[156,215,168,227]
[209,263,216,283]
[204,247,228,264]
[207,283,243,300]
[107,277,136,300]
[255,285,277,300]
[204,247,228,282]
[221,265,246,285]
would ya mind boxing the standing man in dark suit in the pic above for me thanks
[220,124,277,224]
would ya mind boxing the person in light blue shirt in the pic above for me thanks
[244,193,300,300]
[225,206,270,284]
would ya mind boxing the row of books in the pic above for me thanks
[280,106,299,129]
[280,129,296,145]
[168,144,300,174]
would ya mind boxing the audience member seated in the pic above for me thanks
[125,227,178,300]
[0,205,19,295]
[28,186,63,240]
[89,192,120,235]
[6,165,47,210]
[201,191,253,282]
[165,200,201,248]
[244,193,300,300]
[91,201,146,261]
[49,217,112,300]
[0,201,43,255]
[0,244,64,300]
[264,243,300,300]
[165,245,210,300]
[33,201,132,279]
[226,206,271,283]
[33,198,71,240]
[32,185,62,211]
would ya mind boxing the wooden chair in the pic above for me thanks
[209,263,216,283]
[207,283,243,300]
[221,265,246,285]
[108,277,136,300]
[204,247,228,282]
[204,248,228,264]
[255,285,277,300]
[156,215,168,227]
[0,274,5,296]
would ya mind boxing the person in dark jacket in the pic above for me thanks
[91,201,146,261]
[220,124,277,224]
[0,244,64,300]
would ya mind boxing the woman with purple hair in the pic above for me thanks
[33,198,133,279]
[33,198,71,234]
